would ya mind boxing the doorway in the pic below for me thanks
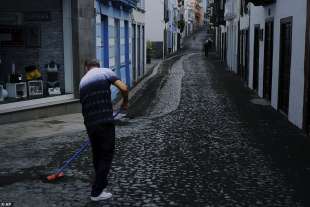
[253,25,260,91]
[142,25,145,75]
[114,19,120,76]
[224,32,227,65]
[304,2,310,133]
[237,25,241,76]
[245,29,249,85]
[263,20,274,101]
[132,24,136,83]
[239,29,249,83]
[278,17,292,115]
[137,25,141,78]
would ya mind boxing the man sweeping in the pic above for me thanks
[79,59,128,201]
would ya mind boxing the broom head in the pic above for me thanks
[46,172,65,182]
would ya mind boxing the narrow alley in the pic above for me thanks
[0,30,310,207]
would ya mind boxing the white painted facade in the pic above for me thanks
[271,0,307,128]
[169,0,179,53]
[247,4,264,94]
[184,0,195,36]
[222,0,308,129]
[202,0,208,24]
[132,8,146,81]
[224,0,240,73]
[247,0,307,128]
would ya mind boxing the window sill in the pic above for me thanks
[0,94,78,114]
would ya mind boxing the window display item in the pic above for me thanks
[9,73,23,83]
[6,82,27,98]
[12,62,15,74]
[45,61,61,96]
[0,85,8,102]
[27,80,43,97]
[25,65,42,80]
[9,62,24,83]
[48,87,61,96]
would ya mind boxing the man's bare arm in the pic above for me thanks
[113,80,129,110]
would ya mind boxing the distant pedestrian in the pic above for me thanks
[204,39,209,57]
[204,39,212,57]
[79,59,128,201]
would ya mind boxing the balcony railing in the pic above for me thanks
[245,0,276,6]
[112,0,138,8]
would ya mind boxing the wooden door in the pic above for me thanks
[224,33,227,65]
[263,20,274,101]
[278,17,292,114]
[240,30,249,83]
[137,25,141,77]
[142,26,145,75]
[253,25,260,91]
[239,31,244,79]
[237,24,241,76]
[245,30,249,84]
[304,2,310,132]
[306,30,310,132]
[221,33,224,61]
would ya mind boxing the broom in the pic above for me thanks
[46,110,122,182]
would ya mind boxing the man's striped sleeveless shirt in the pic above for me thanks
[79,68,119,132]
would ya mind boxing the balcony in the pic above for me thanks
[224,1,237,21]
[112,0,138,8]
[245,0,276,6]
[224,12,236,21]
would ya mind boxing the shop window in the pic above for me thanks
[0,1,73,106]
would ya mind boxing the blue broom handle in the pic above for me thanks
[56,139,90,173]
[55,109,122,174]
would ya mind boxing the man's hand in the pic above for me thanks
[121,101,128,111]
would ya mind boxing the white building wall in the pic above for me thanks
[240,14,249,30]
[132,9,146,81]
[269,0,307,128]
[248,4,264,94]
[145,0,164,42]
[225,0,240,73]
[184,0,194,36]
[246,0,307,129]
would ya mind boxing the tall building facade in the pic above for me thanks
[215,0,310,133]
[0,0,95,123]
[0,0,148,123]
[95,0,146,99]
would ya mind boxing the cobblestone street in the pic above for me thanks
[1,30,310,207]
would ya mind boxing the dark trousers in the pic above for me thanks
[87,123,115,197]
[204,46,209,57]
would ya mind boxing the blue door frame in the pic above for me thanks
[125,21,131,87]
[114,19,121,77]
[102,15,109,68]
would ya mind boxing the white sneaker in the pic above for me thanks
[90,190,112,201]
